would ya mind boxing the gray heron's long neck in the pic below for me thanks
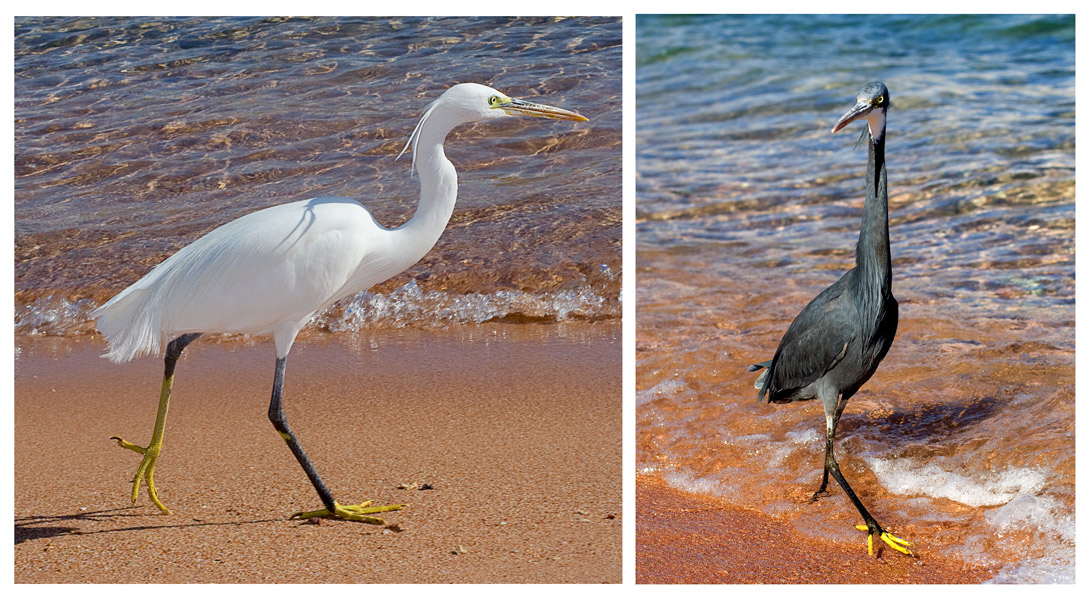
[856,127,891,298]
[397,123,459,264]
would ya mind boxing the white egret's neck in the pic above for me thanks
[393,113,460,267]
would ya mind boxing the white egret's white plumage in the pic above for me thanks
[93,82,587,521]
[94,83,586,363]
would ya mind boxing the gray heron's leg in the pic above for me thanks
[815,395,912,556]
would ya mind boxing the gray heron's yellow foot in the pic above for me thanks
[855,524,913,556]
[290,501,405,525]
[110,436,171,515]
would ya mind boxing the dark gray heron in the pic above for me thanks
[748,82,911,556]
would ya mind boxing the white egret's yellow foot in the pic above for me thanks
[110,435,171,515]
[856,524,913,556]
[291,501,405,525]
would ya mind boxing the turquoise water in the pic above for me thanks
[638,15,1073,305]
[15,16,621,336]
[637,14,1073,583]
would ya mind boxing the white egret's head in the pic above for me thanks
[398,82,588,170]
[436,82,589,123]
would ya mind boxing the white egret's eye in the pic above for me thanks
[488,95,500,106]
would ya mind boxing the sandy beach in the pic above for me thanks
[636,475,996,584]
[14,324,621,583]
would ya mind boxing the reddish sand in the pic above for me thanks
[14,325,621,583]
[636,475,996,584]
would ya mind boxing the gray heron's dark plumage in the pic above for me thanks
[748,81,911,556]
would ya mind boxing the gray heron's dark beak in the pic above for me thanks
[831,100,872,134]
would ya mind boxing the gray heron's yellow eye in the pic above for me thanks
[874,95,884,106]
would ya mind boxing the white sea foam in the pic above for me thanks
[15,280,618,337]
[866,457,1048,507]
[663,468,734,497]
[986,493,1072,538]
[720,427,820,473]
[637,378,686,407]
[319,280,615,331]
[987,554,1076,584]
[867,456,1073,583]
[15,294,95,336]
[785,427,822,446]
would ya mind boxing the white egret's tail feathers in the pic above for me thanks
[92,287,165,364]
[90,229,224,364]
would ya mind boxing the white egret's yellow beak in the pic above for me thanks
[496,97,589,122]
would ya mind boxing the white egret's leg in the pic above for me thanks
[266,357,404,523]
[111,333,201,514]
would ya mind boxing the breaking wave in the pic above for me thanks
[15,280,620,338]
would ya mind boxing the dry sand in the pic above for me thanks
[636,474,996,584]
[14,324,621,583]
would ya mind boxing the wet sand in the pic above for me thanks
[14,324,621,583]
[635,246,1074,580]
[636,475,996,584]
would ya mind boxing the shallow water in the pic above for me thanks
[15,16,621,337]
[636,15,1073,583]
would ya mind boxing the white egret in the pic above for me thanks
[92,82,588,523]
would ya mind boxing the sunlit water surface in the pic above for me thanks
[16,16,621,340]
